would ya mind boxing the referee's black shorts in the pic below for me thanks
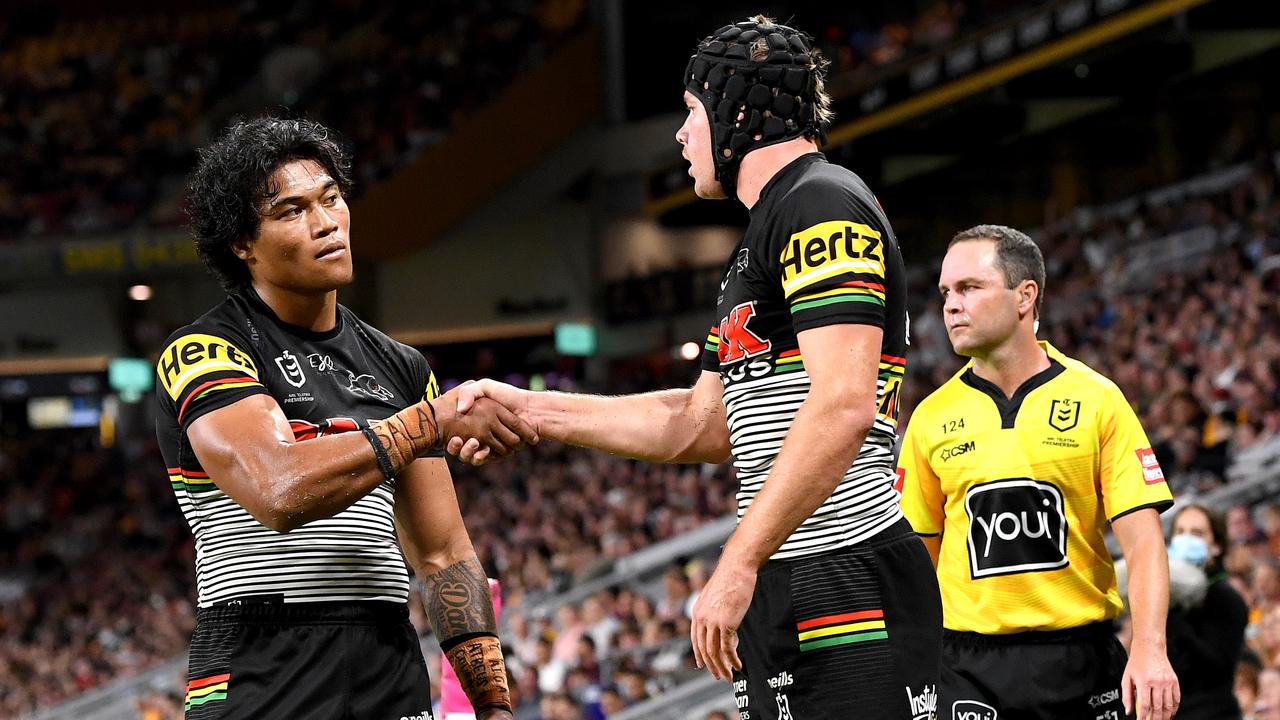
[940,621,1127,720]
[732,518,943,720]
[184,599,434,720]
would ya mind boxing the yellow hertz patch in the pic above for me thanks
[779,220,885,298]
[157,333,259,401]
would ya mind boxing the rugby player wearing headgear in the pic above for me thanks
[156,116,536,719]
[896,225,1180,719]
[447,16,942,719]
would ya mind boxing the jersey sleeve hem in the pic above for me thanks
[178,385,272,433]
[791,314,886,335]
[1109,499,1175,523]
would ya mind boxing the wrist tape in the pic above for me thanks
[364,400,439,479]
[441,632,512,714]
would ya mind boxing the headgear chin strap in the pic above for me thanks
[684,19,829,199]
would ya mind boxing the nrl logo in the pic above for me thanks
[275,350,306,388]
[1048,398,1080,432]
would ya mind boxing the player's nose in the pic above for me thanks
[312,205,339,236]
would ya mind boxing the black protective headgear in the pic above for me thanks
[684,19,829,198]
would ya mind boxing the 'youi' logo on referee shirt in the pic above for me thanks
[953,700,997,720]
[964,479,1067,578]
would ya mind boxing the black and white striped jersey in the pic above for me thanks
[701,153,910,560]
[155,288,440,607]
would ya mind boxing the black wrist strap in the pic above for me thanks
[362,427,396,480]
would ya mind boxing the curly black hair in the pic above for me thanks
[186,117,354,293]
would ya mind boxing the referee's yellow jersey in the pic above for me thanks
[896,342,1172,634]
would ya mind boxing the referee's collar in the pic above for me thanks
[954,339,1065,384]
[959,340,1067,429]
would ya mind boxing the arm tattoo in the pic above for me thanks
[423,557,511,714]
[422,556,496,642]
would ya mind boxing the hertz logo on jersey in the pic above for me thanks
[157,333,259,401]
[964,479,1067,579]
[779,220,885,298]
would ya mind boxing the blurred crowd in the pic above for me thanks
[4,0,1093,244]
[453,443,734,608]
[814,0,1040,92]
[0,432,194,718]
[0,0,584,240]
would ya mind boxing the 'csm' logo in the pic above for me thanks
[940,440,975,461]
[905,684,937,720]
[953,700,997,720]
[1089,688,1120,708]
[965,479,1067,579]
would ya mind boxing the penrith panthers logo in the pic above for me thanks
[347,372,394,402]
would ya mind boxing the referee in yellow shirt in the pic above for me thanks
[897,225,1180,720]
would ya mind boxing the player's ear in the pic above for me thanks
[232,236,254,262]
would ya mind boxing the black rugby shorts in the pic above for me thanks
[732,518,944,720]
[184,599,434,720]
[939,622,1127,720]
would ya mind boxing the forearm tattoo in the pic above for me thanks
[423,557,496,641]
[424,557,510,712]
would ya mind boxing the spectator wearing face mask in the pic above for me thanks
[1166,504,1250,719]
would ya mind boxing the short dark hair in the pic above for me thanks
[949,224,1046,315]
[186,117,353,292]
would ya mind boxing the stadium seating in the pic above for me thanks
[0,1,585,241]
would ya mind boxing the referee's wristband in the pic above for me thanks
[362,427,396,481]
